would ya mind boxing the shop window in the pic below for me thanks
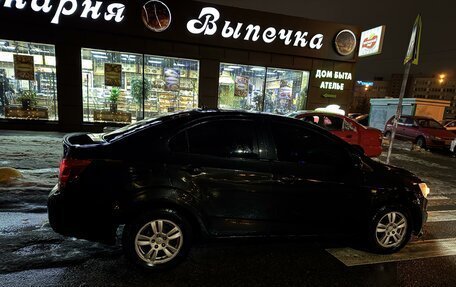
[264,68,310,115]
[144,55,199,117]
[82,48,143,124]
[218,63,310,115]
[218,63,266,112]
[0,39,57,121]
[81,48,199,124]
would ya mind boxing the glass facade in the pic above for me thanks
[82,48,199,124]
[218,63,310,115]
[0,39,57,120]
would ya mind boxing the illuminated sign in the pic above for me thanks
[315,69,352,91]
[358,25,385,57]
[356,81,374,87]
[1,0,126,24]
[186,7,324,50]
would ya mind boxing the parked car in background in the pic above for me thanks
[48,109,428,270]
[444,119,456,133]
[354,114,369,126]
[348,112,362,119]
[291,111,382,157]
[384,115,456,149]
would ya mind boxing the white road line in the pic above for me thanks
[327,237,456,267]
[427,210,456,222]
[428,195,450,200]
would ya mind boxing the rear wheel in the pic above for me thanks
[367,207,411,254]
[122,209,192,270]
[416,136,426,149]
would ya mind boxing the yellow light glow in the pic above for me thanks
[418,183,430,198]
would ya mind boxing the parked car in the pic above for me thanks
[354,114,369,127]
[444,119,456,133]
[48,109,428,270]
[290,111,382,157]
[348,112,362,119]
[384,115,456,149]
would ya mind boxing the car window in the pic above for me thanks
[343,119,357,132]
[417,119,445,129]
[397,117,407,126]
[269,122,351,166]
[173,120,259,159]
[169,131,188,153]
[404,118,415,126]
[321,115,343,131]
[300,115,343,131]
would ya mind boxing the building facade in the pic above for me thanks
[0,0,360,132]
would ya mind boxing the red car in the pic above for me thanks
[293,112,383,157]
[384,115,456,149]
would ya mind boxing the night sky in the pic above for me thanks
[200,0,456,81]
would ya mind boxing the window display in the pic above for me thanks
[218,63,265,111]
[264,68,310,114]
[218,63,310,115]
[81,48,142,123]
[0,39,57,120]
[82,48,199,123]
[144,55,199,117]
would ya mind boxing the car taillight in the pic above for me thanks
[59,158,92,188]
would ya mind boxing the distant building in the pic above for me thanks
[409,75,456,119]
[351,78,389,113]
[355,74,456,119]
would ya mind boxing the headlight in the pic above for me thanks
[418,182,430,198]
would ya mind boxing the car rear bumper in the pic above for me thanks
[47,184,117,244]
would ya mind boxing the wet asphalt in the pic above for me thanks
[0,131,455,287]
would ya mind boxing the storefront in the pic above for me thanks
[0,0,359,131]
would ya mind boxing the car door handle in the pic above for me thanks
[181,165,203,175]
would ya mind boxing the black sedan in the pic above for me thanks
[48,109,429,270]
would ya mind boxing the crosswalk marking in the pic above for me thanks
[427,210,456,222]
[326,237,456,267]
[428,195,450,200]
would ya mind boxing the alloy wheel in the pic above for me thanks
[134,219,184,265]
[375,211,407,248]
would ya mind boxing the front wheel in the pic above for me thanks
[416,136,426,149]
[122,209,192,270]
[367,207,411,254]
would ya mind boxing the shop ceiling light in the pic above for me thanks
[91,51,107,55]
[227,65,242,69]
[174,63,186,67]
[251,67,265,71]
[93,55,108,59]
[223,68,234,71]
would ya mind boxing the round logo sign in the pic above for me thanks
[334,30,357,56]
[142,0,172,32]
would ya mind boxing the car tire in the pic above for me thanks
[122,209,192,270]
[416,136,426,149]
[367,206,412,254]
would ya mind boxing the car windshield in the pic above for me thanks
[417,119,445,129]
